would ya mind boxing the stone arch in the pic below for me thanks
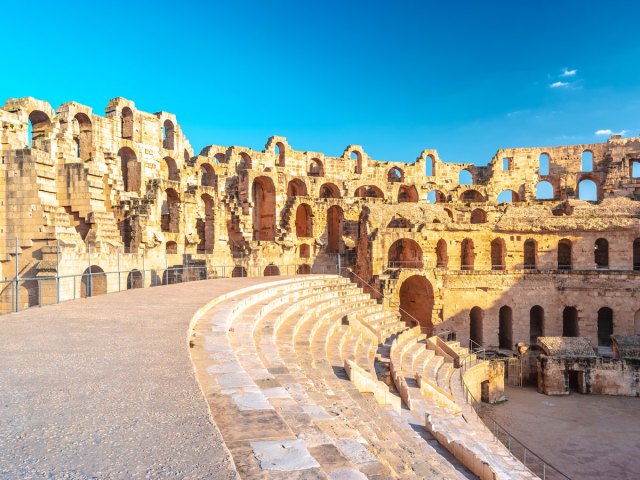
[121,107,134,139]
[161,188,180,233]
[264,264,280,276]
[536,181,554,200]
[326,205,343,253]
[498,306,513,349]
[166,241,178,254]
[309,158,324,177]
[200,163,216,187]
[388,238,423,269]
[443,208,454,220]
[197,194,215,253]
[524,239,537,269]
[127,269,143,289]
[470,208,486,224]
[162,157,180,182]
[597,307,613,347]
[28,110,51,147]
[459,169,473,185]
[252,176,276,241]
[539,153,550,175]
[491,238,506,270]
[558,239,572,270]
[354,185,384,199]
[563,307,579,337]
[425,154,436,176]
[497,190,519,203]
[232,266,247,278]
[295,203,313,238]
[239,152,252,170]
[297,264,311,275]
[460,189,484,202]
[470,307,483,346]
[530,305,544,345]
[351,150,363,174]
[275,142,286,166]
[73,112,92,162]
[436,239,448,268]
[461,238,475,270]
[81,265,107,298]
[398,185,418,203]
[163,119,175,150]
[319,183,341,199]
[287,178,308,198]
[118,147,140,194]
[578,177,598,201]
[299,243,310,258]
[388,216,412,228]
[595,238,609,268]
[399,275,434,331]
[387,167,404,183]
[581,150,593,172]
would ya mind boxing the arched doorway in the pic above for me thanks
[597,307,613,347]
[470,307,483,347]
[232,266,247,278]
[398,275,434,332]
[634,239,640,270]
[127,269,143,289]
[595,238,609,268]
[264,264,280,276]
[524,239,537,269]
[436,239,448,268]
[297,264,311,275]
[81,266,107,298]
[491,238,506,270]
[326,205,343,253]
[295,204,313,238]
[558,239,572,270]
[461,238,474,270]
[498,306,513,349]
[388,239,423,269]
[253,177,276,241]
[287,179,307,198]
[530,306,544,345]
[563,307,579,337]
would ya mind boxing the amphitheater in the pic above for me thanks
[1,96,640,479]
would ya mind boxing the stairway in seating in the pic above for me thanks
[190,275,473,479]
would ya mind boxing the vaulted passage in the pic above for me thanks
[563,307,579,337]
[81,266,107,298]
[399,275,434,332]
[388,239,423,269]
[498,306,513,350]
[252,177,276,241]
[326,205,343,253]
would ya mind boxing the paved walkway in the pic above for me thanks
[0,277,281,479]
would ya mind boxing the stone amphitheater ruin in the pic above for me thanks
[2,96,640,479]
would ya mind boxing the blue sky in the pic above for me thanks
[3,0,640,166]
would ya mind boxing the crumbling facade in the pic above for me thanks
[2,96,640,356]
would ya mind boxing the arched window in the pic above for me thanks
[214,152,225,164]
[578,178,598,201]
[81,265,107,298]
[499,306,513,349]
[127,270,143,289]
[470,307,483,347]
[399,275,434,331]
[425,155,436,176]
[162,157,180,181]
[470,208,486,224]
[295,204,313,238]
[162,120,175,150]
[252,177,276,241]
[197,194,215,253]
[427,190,447,203]
[597,307,613,347]
[166,241,178,254]
[436,239,448,268]
[595,238,609,269]
[264,264,280,276]
[502,157,512,171]
[299,244,310,258]
[634,238,640,271]
[121,107,134,139]
[388,167,404,183]
[287,179,308,198]
[443,208,454,220]
[73,113,92,162]
[308,158,323,177]
[539,153,550,176]
[319,183,341,199]
[530,306,544,345]
[118,147,140,194]
[351,150,363,174]
[631,160,640,178]
[200,163,216,187]
[398,185,418,202]
[232,266,247,278]
[563,307,579,337]
[524,239,537,269]
[461,238,474,271]
[581,150,593,172]
[536,181,554,200]
[238,152,252,170]
[161,188,180,233]
[275,142,285,167]
[491,238,506,270]
[458,169,473,185]
[558,239,572,270]
[388,239,423,269]
[326,205,343,253]
[27,110,51,148]
[460,190,484,202]
[387,216,412,228]
[354,185,384,198]
[497,190,519,203]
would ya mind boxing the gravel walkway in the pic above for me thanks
[0,277,275,479]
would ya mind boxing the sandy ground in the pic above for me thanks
[485,386,640,480]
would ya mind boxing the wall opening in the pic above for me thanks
[524,239,537,269]
[198,194,215,253]
[287,179,308,198]
[425,155,435,176]
[460,189,483,202]
[200,163,216,187]
[558,239,572,270]
[121,107,134,139]
[578,178,598,201]
[470,306,483,346]
[498,306,513,350]
[497,190,519,203]
[326,205,343,253]
[162,157,180,182]
[309,158,323,177]
[351,150,363,174]
[166,241,178,254]
[461,238,474,270]
[459,169,473,185]
[275,142,285,166]
[563,307,579,337]
[581,150,593,172]
[81,265,107,298]
[163,120,175,150]
[594,238,609,268]
[490,238,506,270]
[470,208,486,224]
[536,181,554,200]
[73,113,92,162]
[295,204,313,238]
[398,185,418,202]
[354,185,384,198]
[28,110,51,148]
[436,239,448,268]
[232,266,247,277]
[388,238,423,269]
[635,238,640,271]
[264,264,280,276]
[539,153,550,175]
[118,147,141,194]
[299,243,310,258]
[634,309,640,334]
[399,275,434,332]
[252,176,276,241]
[597,307,613,347]
[127,269,143,289]
[387,167,404,183]
[319,183,341,199]
[530,305,544,345]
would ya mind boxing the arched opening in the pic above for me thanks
[319,183,341,199]
[388,239,423,269]
[127,269,143,289]
[427,190,447,203]
[460,189,484,202]
[558,239,572,270]
[232,266,247,278]
[275,142,285,166]
[118,147,141,194]
[264,264,280,276]
[238,152,252,170]
[351,150,363,174]
[28,110,51,148]
[461,238,475,271]
[200,163,216,187]
[563,307,579,337]
[297,264,311,275]
[459,169,473,185]
[166,241,178,254]
[326,205,343,253]
[162,157,180,182]
[634,309,640,334]
[491,238,506,270]
[354,185,384,199]
[309,158,324,177]
[470,307,483,346]
[214,152,225,164]
[524,239,537,269]
[470,208,486,224]
[539,153,550,176]
[73,113,92,162]
[81,265,107,298]
[581,150,593,172]
[252,176,276,241]
[595,238,609,269]
[634,238,640,270]
[161,188,180,233]
[299,244,310,258]
[498,306,513,350]
[425,155,436,176]
[163,120,175,150]
[121,107,134,139]
[197,194,215,253]
[387,167,404,183]
[398,185,418,203]
[163,267,180,285]
[497,190,519,203]
[399,275,434,331]
[530,306,544,345]
[436,239,448,268]
[295,204,313,238]
[631,159,640,178]
[387,216,412,228]
[536,181,554,200]
[287,179,308,198]
[597,307,613,347]
[578,178,598,201]
[443,208,454,220]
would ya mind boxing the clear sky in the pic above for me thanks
[3,0,640,166]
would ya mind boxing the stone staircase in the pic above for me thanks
[190,275,473,479]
